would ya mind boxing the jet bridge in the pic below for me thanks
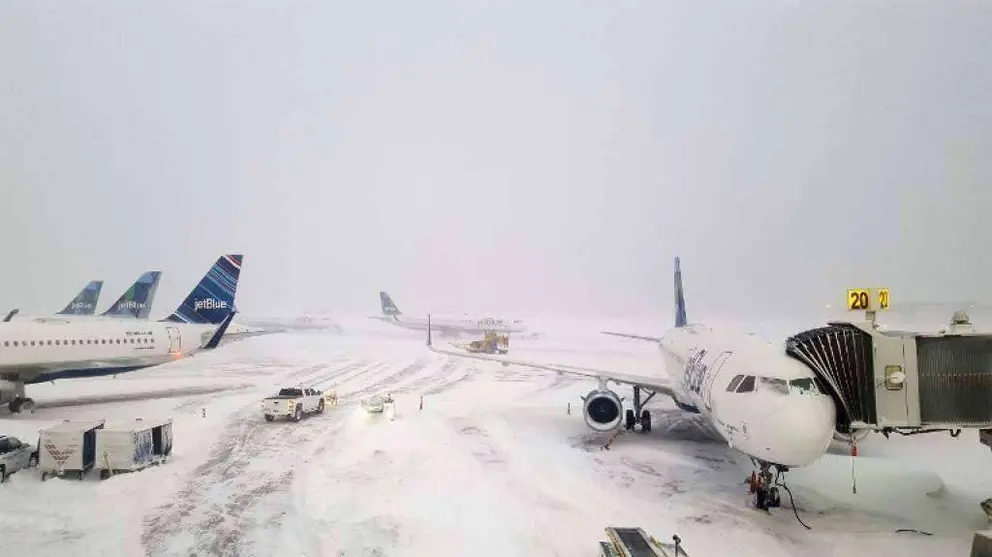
[784,289,992,438]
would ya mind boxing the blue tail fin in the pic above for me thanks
[674,257,687,328]
[101,271,162,319]
[163,255,243,325]
[380,291,401,316]
[57,280,104,315]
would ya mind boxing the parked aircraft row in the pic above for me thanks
[0,253,847,514]
[0,254,243,414]
[429,257,837,511]
[7,271,163,323]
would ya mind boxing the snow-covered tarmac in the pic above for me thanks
[1,321,989,556]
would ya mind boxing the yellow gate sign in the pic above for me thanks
[847,289,873,311]
[876,288,890,310]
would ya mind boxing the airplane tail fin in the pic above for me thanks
[380,291,402,316]
[57,280,104,315]
[100,271,162,319]
[674,256,687,328]
[163,255,243,325]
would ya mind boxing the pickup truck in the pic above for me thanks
[0,435,37,482]
[262,387,326,422]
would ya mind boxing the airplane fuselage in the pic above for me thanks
[0,320,218,385]
[382,314,527,335]
[657,324,836,467]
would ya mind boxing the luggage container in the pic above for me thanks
[38,420,105,480]
[95,418,173,480]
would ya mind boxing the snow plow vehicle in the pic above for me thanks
[262,387,326,422]
[451,331,509,355]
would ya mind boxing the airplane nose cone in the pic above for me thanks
[759,396,836,467]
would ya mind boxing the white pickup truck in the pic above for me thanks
[262,387,326,422]
[0,435,38,482]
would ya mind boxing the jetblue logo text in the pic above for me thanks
[117,301,145,310]
[194,299,228,311]
[71,301,94,310]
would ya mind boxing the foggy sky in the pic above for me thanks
[2,1,991,321]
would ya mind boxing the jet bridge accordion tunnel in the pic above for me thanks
[785,322,992,434]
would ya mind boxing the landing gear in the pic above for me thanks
[747,460,784,511]
[624,386,654,433]
[8,397,35,414]
[2,379,34,414]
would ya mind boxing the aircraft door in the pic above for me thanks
[704,351,733,412]
[166,327,181,354]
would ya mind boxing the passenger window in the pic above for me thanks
[736,375,756,393]
[3,341,7,347]
[758,377,789,395]
[55,340,60,346]
[30,341,36,346]
[116,339,121,344]
[726,375,745,392]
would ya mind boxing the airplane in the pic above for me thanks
[0,254,243,415]
[427,257,837,511]
[21,271,163,323]
[55,280,105,316]
[372,291,527,336]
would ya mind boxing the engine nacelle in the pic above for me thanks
[583,389,623,432]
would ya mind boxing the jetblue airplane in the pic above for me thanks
[372,291,527,336]
[428,257,836,511]
[0,254,243,415]
[55,280,105,316]
[24,271,163,323]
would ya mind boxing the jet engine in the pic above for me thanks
[583,388,623,432]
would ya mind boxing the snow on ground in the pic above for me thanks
[0,319,988,556]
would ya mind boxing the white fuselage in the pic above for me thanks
[383,314,527,335]
[658,324,836,468]
[0,320,219,385]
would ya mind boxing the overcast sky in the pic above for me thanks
[1,0,990,321]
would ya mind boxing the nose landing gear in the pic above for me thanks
[747,461,783,511]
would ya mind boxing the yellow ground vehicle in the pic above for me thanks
[453,331,509,354]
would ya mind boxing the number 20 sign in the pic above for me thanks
[847,288,890,311]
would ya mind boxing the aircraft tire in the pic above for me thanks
[625,409,636,431]
[640,410,652,433]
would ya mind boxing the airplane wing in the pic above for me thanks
[426,316,675,398]
[601,331,663,342]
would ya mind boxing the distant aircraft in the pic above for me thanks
[371,291,527,337]
[428,257,836,511]
[0,255,243,415]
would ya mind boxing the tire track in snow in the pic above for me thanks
[141,363,357,557]
[344,359,431,398]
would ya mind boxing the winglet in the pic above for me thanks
[3,308,18,322]
[203,310,237,350]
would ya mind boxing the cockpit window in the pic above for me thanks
[758,377,789,395]
[735,375,756,393]
[726,374,745,392]
[789,378,822,395]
